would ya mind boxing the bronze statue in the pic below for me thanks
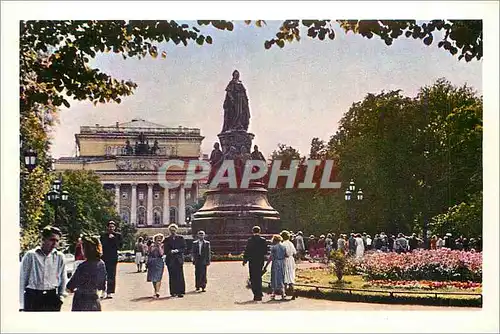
[151,140,160,155]
[251,145,266,161]
[125,140,133,155]
[222,70,250,132]
[207,142,223,184]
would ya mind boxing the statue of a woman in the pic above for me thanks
[222,70,250,132]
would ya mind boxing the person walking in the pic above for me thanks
[348,233,356,256]
[394,233,409,254]
[308,235,317,261]
[264,235,287,300]
[243,226,268,301]
[355,233,365,259]
[280,230,297,300]
[163,224,186,297]
[20,226,68,312]
[134,237,145,273]
[66,235,107,311]
[191,230,211,292]
[100,221,122,299]
[294,231,305,262]
[147,233,165,298]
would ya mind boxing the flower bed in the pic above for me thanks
[211,253,244,261]
[367,279,482,290]
[358,249,482,282]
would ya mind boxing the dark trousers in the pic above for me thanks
[194,263,208,289]
[249,261,264,299]
[24,288,61,312]
[104,259,118,294]
[166,261,185,295]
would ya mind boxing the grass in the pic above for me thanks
[264,268,482,307]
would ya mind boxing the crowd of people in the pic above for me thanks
[19,222,482,312]
[19,222,212,312]
[287,230,482,263]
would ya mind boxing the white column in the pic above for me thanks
[194,182,199,200]
[147,183,153,226]
[131,183,137,226]
[178,186,186,225]
[163,187,170,225]
[114,183,120,213]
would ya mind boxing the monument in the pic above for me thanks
[192,70,280,254]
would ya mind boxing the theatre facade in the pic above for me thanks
[54,119,206,233]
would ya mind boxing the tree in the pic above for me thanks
[327,79,482,236]
[31,170,136,253]
[260,20,482,62]
[430,191,482,238]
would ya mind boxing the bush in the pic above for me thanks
[359,249,482,282]
[330,250,348,281]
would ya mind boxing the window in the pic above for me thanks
[137,207,146,225]
[170,192,176,200]
[138,192,144,200]
[153,208,162,225]
[186,191,191,200]
[122,192,128,200]
[154,192,160,200]
[169,207,177,224]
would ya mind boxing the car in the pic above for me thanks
[63,253,75,278]
[118,250,135,262]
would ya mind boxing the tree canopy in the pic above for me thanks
[269,79,482,237]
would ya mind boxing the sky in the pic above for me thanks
[50,20,482,159]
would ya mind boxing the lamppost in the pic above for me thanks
[47,176,69,225]
[23,148,38,172]
[344,179,364,232]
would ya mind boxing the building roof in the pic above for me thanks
[117,119,168,129]
[79,119,202,136]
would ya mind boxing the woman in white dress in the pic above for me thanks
[280,230,298,300]
[355,233,365,258]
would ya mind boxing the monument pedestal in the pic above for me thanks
[192,186,280,254]
[193,70,280,254]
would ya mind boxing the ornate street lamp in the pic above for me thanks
[344,179,364,232]
[47,176,69,225]
[24,149,38,172]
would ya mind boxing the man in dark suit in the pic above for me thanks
[100,220,122,299]
[191,230,211,292]
[243,226,268,301]
[163,224,186,297]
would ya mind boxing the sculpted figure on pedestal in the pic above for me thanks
[222,70,251,133]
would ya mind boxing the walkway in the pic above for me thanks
[62,262,472,311]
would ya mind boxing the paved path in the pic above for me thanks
[62,262,472,311]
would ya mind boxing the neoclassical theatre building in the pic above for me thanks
[55,119,206,234]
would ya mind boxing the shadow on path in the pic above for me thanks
[130,296,156,302]
[234,300,259,305]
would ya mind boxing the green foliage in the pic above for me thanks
[32,170,136,253]
[269,79,482,237]
[260,20,482,61]
[330,250,348,281]
[430,191,482,238]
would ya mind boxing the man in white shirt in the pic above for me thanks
[20,226,68,311]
